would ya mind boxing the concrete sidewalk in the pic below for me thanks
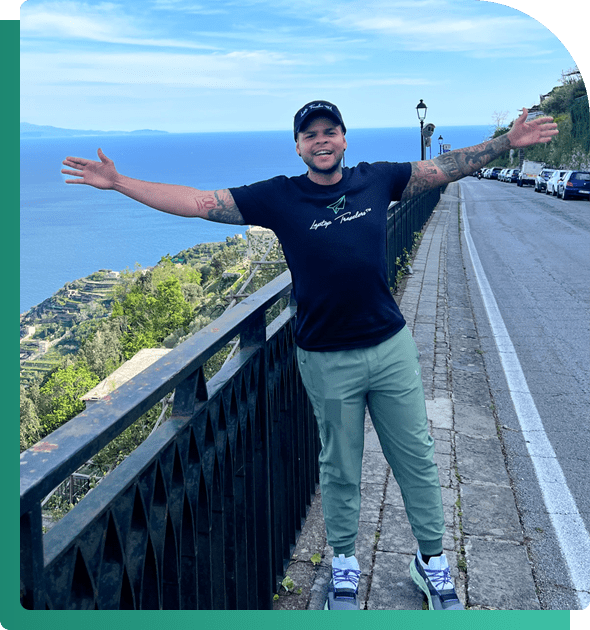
[273,182,541,610]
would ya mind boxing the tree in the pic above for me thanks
[151,254,201,287]
[181,282,204,304]
[114,274,193,359]
[38,362,100,435]
[153,276,193,339]
[20,394,42,451]
[491,110,510,129]
[541,69,586,117]
[79,319,124,380]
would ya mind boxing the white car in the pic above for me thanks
[546,170,567,196]
[534,169,555,192]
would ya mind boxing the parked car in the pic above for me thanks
[534,169,555,192]
[509,169,520,183]
[546,170,567,195]
[557,171,590,199]
[518,160,544,186]
[489,167,503,180]
[503,168,516,182]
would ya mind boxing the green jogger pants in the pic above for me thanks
[296,325,444,558]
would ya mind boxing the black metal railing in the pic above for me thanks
[387,186,445,290]
[20,271,318,610]
[20,189,442,610]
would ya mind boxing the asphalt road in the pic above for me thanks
[457,177,590,610]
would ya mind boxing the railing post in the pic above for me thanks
[240,313,274,608]
[171,365,208,418]
[20,504,45,609]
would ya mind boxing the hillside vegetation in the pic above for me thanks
[20,234,288,466]
[487,68,588,170]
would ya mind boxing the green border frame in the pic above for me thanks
[3,7,577,630]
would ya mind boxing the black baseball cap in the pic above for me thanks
[294,100,346,140]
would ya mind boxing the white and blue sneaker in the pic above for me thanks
[324,554,361,610]
[410,550,464,610]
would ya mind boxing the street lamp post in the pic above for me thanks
[416,99,427,160]
[438,135,444,155]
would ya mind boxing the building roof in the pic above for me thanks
[81,348,171,402]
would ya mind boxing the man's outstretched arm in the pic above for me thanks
[401,108,558,200]
[61,148,245,225]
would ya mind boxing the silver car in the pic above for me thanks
[546,170,567,196]
[534,169,555,192]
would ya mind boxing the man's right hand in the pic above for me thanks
[62,148,118,189]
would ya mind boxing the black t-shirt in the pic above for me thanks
[229,161,412,351]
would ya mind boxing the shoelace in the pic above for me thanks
[424,565,453,592]
[333,567,361,592]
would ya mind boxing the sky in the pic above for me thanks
[16,0,588,133]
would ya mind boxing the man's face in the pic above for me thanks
[295,116,347,176]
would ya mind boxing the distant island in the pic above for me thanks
[20,122,170,139]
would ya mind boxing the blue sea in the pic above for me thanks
[20,125,490,313]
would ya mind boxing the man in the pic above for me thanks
[62,101,557,610]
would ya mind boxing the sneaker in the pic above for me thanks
[409,550,464,610]
[324,554,361,610]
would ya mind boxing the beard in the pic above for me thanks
[306,153,343,175]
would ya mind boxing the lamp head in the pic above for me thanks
[416,99,427,122]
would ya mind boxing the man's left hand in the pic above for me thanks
[508,108,559,148]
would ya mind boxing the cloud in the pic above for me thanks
[22,2,130,38]
[346,15,540,48]
[149,0,228,15]
[324,0,554,57]
[20,0,219,49]
[20,0,552,59]
[20,49,306,92]
[21,48,430,93]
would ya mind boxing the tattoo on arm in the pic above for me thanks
[195,189,245,224]
[401,163,439,200]
[402,133,512,201]
[193,195,218,212]
[436,134,511,178]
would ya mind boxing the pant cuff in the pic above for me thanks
[417,538,444,557]
[333,543,356,558]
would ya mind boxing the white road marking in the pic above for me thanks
[460,194,590,610]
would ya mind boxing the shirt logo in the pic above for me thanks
[309,206,372,230]
[327,195,346,214]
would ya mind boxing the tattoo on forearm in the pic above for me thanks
[436,134,511,179]
[203,190,245,225]
[402,133,512,201]
[193,196,217,212]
